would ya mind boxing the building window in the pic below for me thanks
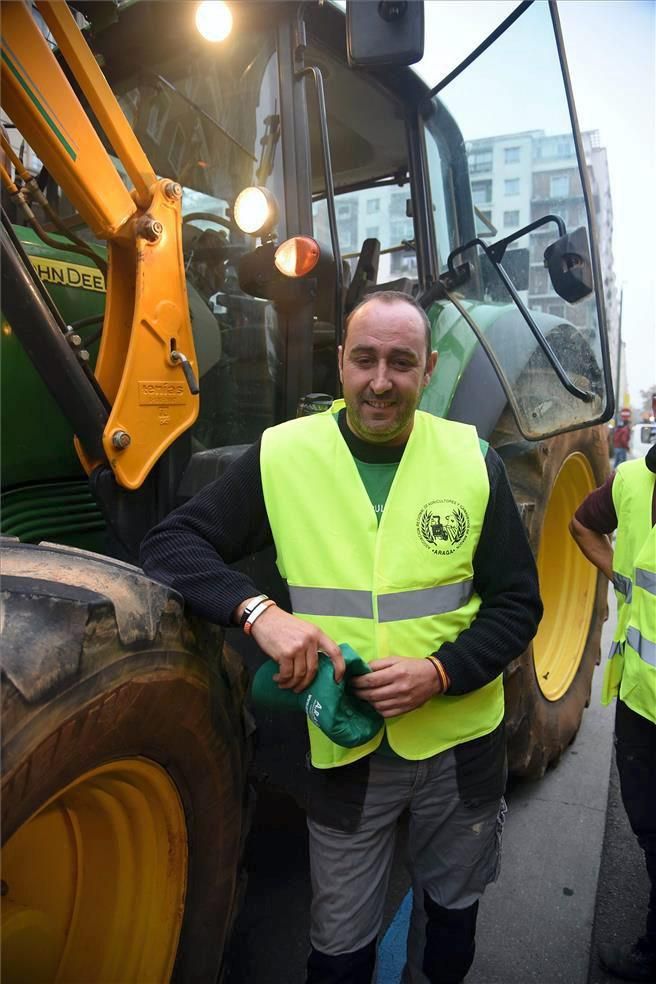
[366,198,380,214]
[530,268,549,294]
[390,193,407,217]
[504,146,520,164]
[471,180,492,205]
[503,210,520,227]
[504,178,520,196]
[469,148,493,173]
[550,175,570,199]
[530,233,552,265]
[391,251,417,276]
[548,303,565,319]
[534,136,575,161]
[341,228,354,249]
[337,202,353,219]
[390,219,413,242]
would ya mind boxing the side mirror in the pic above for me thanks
[544,226,593,303]
[346,1,424,68]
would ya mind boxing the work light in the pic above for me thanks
[195,1,232,42]
[233,186,278,237]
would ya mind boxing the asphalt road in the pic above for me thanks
[588,756,652,984]
[226,590,651,984]
[463,600,617,984]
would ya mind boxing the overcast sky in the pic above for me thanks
[413,0,656,408]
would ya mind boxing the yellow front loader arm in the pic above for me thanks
[1,0,199,490]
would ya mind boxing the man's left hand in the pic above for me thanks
[350,657,442,718]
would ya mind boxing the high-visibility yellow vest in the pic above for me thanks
[621,526,656,723]
[602,458,656,720]
[260,403,504,768]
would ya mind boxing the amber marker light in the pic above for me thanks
[195,1,233,42]
[275,237,321,278]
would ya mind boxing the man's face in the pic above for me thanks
[338,299,437,446]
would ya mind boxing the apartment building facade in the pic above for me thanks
[466,127,622,399]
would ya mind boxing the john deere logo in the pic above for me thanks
[417,499,470,555]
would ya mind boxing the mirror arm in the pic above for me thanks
[487,213,566,264]
[298,66,344,344]
[445,233,593,404]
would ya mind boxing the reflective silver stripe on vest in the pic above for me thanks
[612,571,633,602]
[288,579,474,622]
[635,568,656,596]
[289,586,373,619]
[608,639,623,659]
[378,579,474,623]
[626,626,656,668]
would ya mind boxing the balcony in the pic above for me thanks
[531,192,584,205]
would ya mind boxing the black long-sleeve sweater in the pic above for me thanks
[140,418,543,695]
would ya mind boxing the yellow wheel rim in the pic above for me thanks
[534,451,598,701]
[1,758,187,983]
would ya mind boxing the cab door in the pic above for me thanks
[414,0,614,439]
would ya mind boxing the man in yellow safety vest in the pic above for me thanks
[141,292,543,983]
[570,443,656,982]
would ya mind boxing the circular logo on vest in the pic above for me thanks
[417,499,470,555]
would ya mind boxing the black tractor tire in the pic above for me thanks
[1,539,251,984]
[492,423,610,779]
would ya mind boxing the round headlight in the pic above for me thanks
[195,1,232,42]
[233,186,278,237]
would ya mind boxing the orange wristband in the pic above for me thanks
[426,655,449,693]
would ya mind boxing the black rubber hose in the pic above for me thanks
[1,212,109,461]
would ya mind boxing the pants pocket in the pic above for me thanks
[305,755,371,833]
[454,721,507,806]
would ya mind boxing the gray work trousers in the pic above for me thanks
[307,737,506,981]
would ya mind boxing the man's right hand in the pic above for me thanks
[250,606,345,693]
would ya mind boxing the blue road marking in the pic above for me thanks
[376,889,412,983]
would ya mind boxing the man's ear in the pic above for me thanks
[424,351,438,385]
[337,345,344,384]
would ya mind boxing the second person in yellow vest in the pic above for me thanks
[570,443,656,982]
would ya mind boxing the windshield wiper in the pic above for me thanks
[256,105,281,184]
[145,73,257,163]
